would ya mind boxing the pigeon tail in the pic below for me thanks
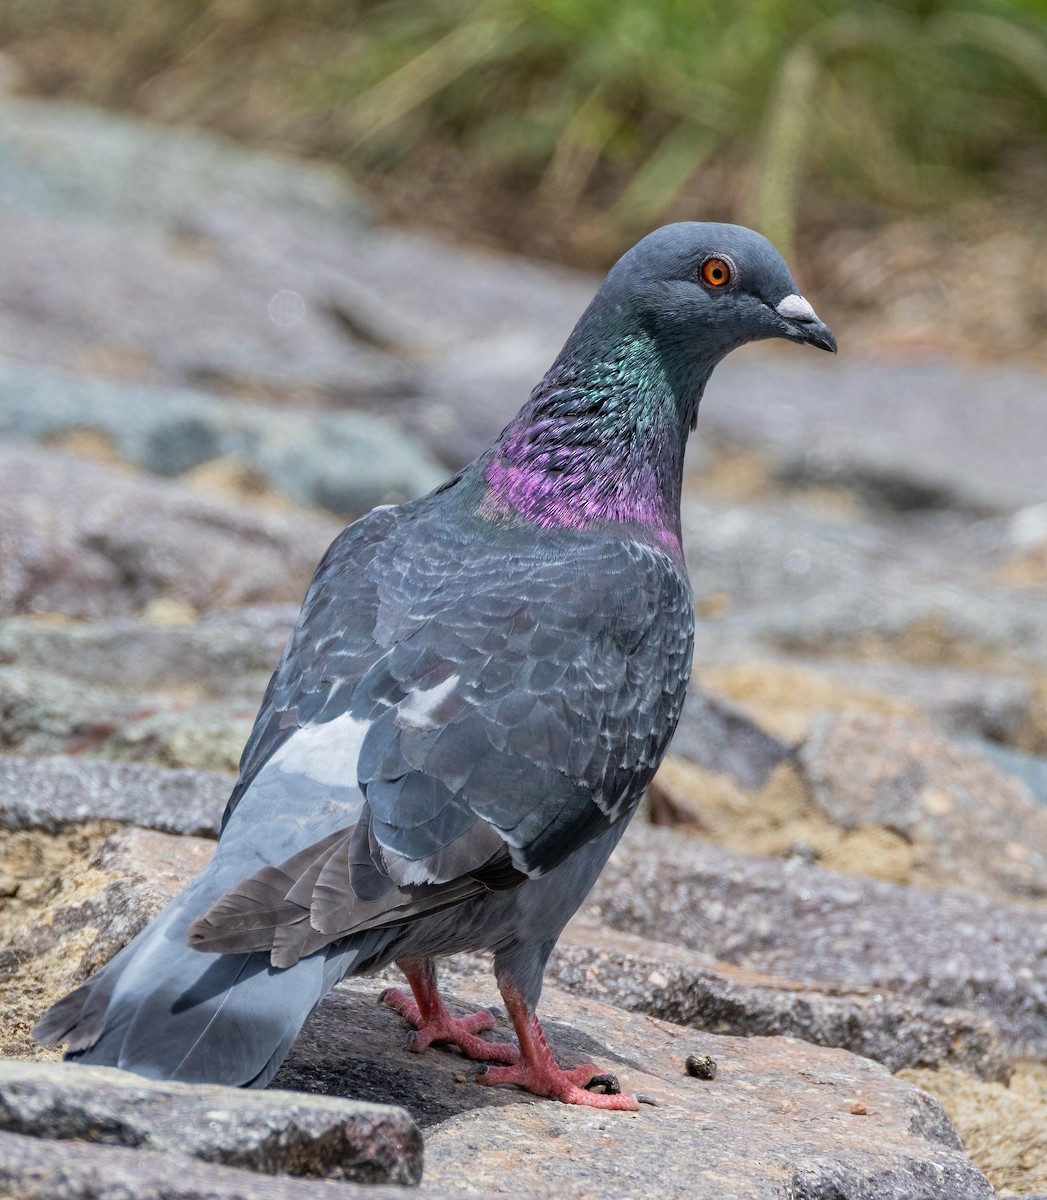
[34,877,395,1087]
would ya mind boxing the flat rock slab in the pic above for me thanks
[0,97,592,435]
[590,825,1047,1060]
[0,756,228,837]
[550,923,1011,1082]
[0,361,446,516]
[800,712,1047,900]
[0,606,297,695]
[0,1059,421,1185]
[1,774,1026,1083]
[707,355,1047,514]
[275,976,994,1199]
[0,207,410,399]
[681,495,1047,667]
[0,1130,419,1200]
[0,96,367,235]
[0,443,341,617]
[3,830,995,1196]
[3,820,999,1196]
[0,663,259,771]
[694,651,1035,747]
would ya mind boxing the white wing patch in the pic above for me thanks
[384,854,439,886]
[267,711,371,786]
[396,673,460,731]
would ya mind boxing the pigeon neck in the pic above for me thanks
[482,331,708,555]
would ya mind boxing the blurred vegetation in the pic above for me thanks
[1,0,1045,265]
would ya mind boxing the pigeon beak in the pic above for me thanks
[774,293,837,354]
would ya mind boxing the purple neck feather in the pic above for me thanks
[482,337,705,555]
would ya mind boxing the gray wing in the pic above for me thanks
[219,501,403,826]
[190,500,693,967]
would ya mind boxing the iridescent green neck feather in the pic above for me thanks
[482,323,712,555]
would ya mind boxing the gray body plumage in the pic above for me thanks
[35,222,834,1092]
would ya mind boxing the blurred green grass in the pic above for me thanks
[1,0,1045,263]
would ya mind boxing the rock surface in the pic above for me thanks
[0,1130,419,1200]
[0,361,446,515]
[0,443,340,617]
[705,355,1047,514]
[697,654,1035,746]
[587,824,1047,1062]
[550,923,1012,1082]
[3,819,999,1197]
[0,96,368,234]
[10,808,1031,1091]
[800,712,1047,899]
[0,607,296,694]
[681,495,1047,667]
[668,686,791,789]
[277,975,994,1200]
[0,986,996,1200]
[1,825,219,1064]
[0,754,228,835]
[0,664,260,770]
[0,784,1002,1197]
[0,1060,422,1185]
[965,737,1047,806]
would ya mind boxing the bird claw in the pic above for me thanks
[584,1072,621,1095]
[381,987,517,1063]
[475,1059,640,1110]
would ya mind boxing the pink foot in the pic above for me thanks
[476,1057,639,1109]
[477,982,641,1111]
[380,959,518,1064]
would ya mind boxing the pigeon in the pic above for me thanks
[35,222,835,1111]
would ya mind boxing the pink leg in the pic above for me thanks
[380,957,518,1064]
[475,982,640,1111]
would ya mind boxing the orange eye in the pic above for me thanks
[701,257,732,288]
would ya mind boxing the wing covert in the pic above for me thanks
[203,493,694,963]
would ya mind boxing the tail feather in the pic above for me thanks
[32,938,136,1052]
[117,945,295,1084]
[34,762,392,1086]
[187,829,351,962]
[34,877,395,1087]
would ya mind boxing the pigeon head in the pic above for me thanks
[601,222,836,363]
[484,222,834,551]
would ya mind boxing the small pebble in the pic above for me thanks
[783,842,820,866]
[850,1101,868,1116]
[454,1073,468,1084]
[685,1054,718,1080]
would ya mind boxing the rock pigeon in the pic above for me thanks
[35,223,835,1110]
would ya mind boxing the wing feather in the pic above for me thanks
[193,495,693,967]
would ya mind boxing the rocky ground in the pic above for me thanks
[0,94,1045,1199]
